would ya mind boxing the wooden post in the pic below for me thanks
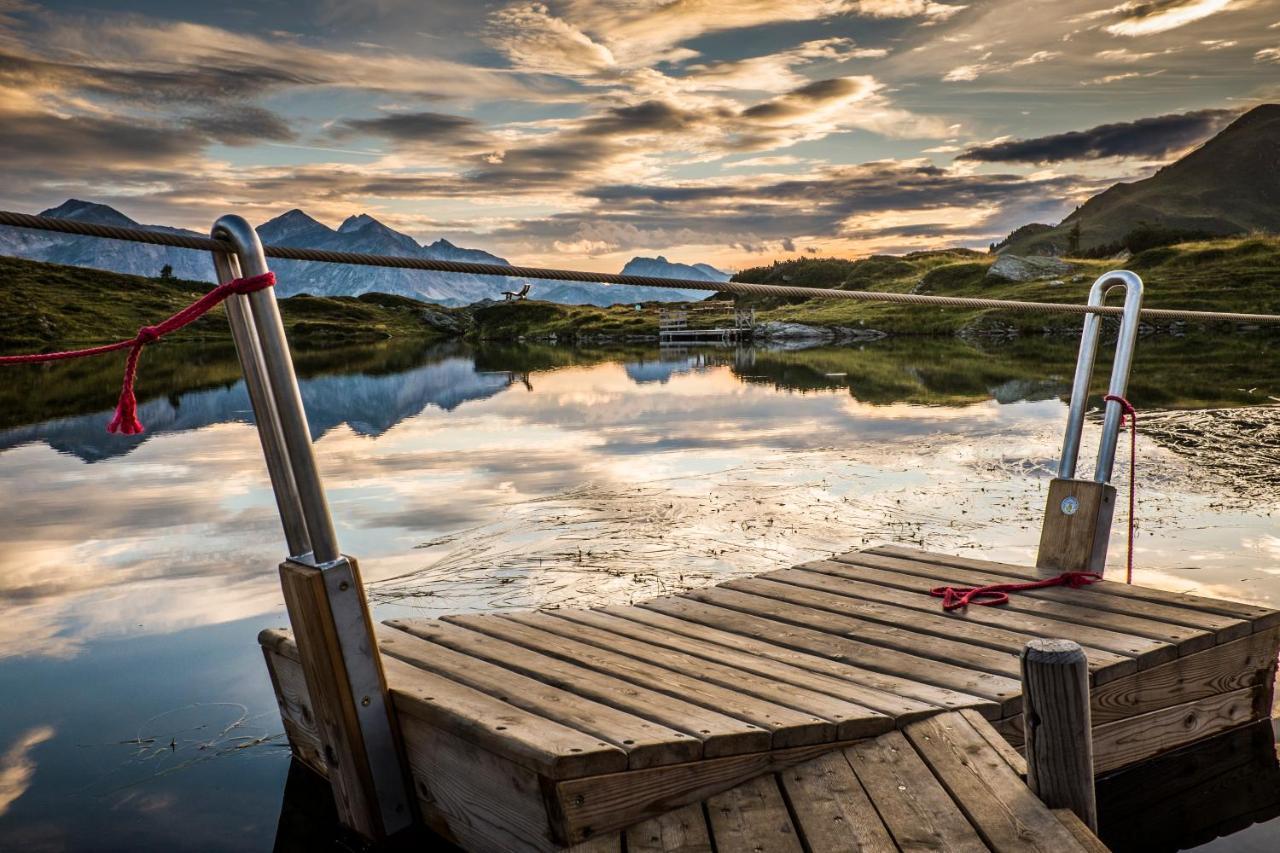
[279,555,412,839]
[1036,478,1116,574]
[1021,638,1098,832]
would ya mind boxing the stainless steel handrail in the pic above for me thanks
[1057,270,1144,483]
[211,215,341,565]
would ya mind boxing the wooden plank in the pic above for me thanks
[1052,810,1111,853]
[1092,686,1263,774]
[685,584,1033,681]
[389,618,768,758]
[777,750,897,853]
[624,804,712,853]
[1088,627,1279,725]
[509,610,892,740]
[704,774,803,853]
[377,624,687,772]
[260,634,329,779]
[277,559,389,839]
[869,545,1280,632]
[554,738,874,845]
[753,567,1172,668]
[551,608,937,724]
[959,707,1026,777]
[802,557,1214,655]
[844,730,987,853]
[637,595,1022,716]
[1036,478,1115,575]
[569,836,622,853]
[834,551,1239,647]
[445,612,838,748]
[401,714,559,853]
[903,712,1089,852]
[602,603,999,719]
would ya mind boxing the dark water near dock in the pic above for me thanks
[2,336,1280,851]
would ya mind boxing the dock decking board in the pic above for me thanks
[261,545,1280,852]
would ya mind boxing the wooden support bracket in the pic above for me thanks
[1037,478,1116,574]
[278,555,413,840]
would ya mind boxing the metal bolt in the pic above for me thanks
[338,581,350,591]
[361,695,371,707]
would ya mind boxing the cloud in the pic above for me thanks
[943,49,1060,81]
[0,726,54,817]
[1257,47,1280,63]
[336,111,487,149]
[958,108,1238,163]
[1102,0,1238,38]
[182,106,296,146]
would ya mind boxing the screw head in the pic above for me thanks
[338,581,350,591]
[361,695,371,706]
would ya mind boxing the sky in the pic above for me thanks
[0,0,1277,271]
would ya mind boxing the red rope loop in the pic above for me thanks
[1103,393,1138,584]
[930,571,1102,611]
[0,272,275,434]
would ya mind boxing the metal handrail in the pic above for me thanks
[1057,271,1144,483]
[211,215,341,565]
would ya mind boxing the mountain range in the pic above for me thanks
[1003,103,1280,255]
[0,201,726,307]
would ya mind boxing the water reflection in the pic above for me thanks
[1,334,1280,851]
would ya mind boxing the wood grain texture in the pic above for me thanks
[260,638,328,779]
[1037,478,1115,574]
[278,559,384,839]
[841,550,1248,643]
[870,544,1280,631]
[392,617,767,758]
[601,603,998,719]
[1092,686,1262,775]
[624,804,712,853]
[777,750,897,853]
[704,774,803,853]
[445,612,837,749]
[637,594,1023,715]
[959,707,1026,777]
[553,737,873,844]
[683,584,1031,681]
[1021,639,1097,832]
[504,610,891,741]
[808,556,1216,653]
[550,607,937,724]
[844,730,987,853]
[753,567,1171,668]
[904,711,1090,851]
[1053,809,1111,853]
[379,623,679,773]
[401,714,558,853]
[1088,627,1279,726]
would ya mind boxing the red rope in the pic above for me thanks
[0,272,275,434]
[1104,393,1138,584]
[931,571,1103,611]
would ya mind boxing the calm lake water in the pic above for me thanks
[2,335,1280,852]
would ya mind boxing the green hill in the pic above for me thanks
[1003,104,1280,256]
[0,254,465,353]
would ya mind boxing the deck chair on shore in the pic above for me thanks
[502,283,531,301]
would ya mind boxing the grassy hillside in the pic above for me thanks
[0,254,465,353]
[471,236,1280,340]
[1004,104,1280,255]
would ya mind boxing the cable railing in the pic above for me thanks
[3,209,1280,325]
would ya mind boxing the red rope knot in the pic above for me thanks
[227,271,276,295]
[930,571,1103,611]
[1103,393,1138,584]
[0,271,281,434]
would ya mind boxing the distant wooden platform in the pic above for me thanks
[261,545,1280,851]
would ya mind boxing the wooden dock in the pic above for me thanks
[261,544,1280,851]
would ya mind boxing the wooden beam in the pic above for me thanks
[1021,639,1097,832]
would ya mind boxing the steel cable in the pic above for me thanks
[2,209,1278,325]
